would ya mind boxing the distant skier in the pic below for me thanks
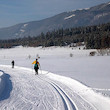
[11,60,15,68]
[32,59,40,75]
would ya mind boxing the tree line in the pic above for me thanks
[0,23,110,49]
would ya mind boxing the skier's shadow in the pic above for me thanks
[0,70,12,101]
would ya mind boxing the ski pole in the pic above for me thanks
[31,64,34,73]
[40,65,42,74]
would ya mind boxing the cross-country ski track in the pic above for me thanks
[0,65,110,110]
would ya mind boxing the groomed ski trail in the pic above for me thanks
[38,75,78,110]
[0,65,110,110]
[38,75,97,110]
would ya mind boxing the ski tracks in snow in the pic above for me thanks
[0,65,110,110]
[38,75,98,110]
[38,75,78,110]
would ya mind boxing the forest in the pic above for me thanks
[0,23,110,49]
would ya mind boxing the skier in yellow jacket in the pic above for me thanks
[32,59,40,75]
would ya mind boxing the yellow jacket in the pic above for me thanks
[32,61,40,65]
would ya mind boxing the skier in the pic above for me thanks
[11,60,15,68]
[32,59,40,75]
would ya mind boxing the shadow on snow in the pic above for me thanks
[0,70,12,101]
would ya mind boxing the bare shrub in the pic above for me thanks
[36,54,40,59]
[28,55,31,59]
[106,48,110,56]
[89,51,96,56]
[70,53,73,57]
[97,48,110,56]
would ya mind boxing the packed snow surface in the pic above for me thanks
[0,46,110,110]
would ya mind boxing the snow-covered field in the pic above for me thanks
[0,46,110,110]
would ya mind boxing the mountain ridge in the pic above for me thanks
[0,2,110,39]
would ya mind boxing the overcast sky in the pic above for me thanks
[0,0,110,28]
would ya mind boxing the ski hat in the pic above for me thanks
[36,59,38,60]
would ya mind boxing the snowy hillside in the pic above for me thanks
[0,46,110,109]
[1,2,110,39]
